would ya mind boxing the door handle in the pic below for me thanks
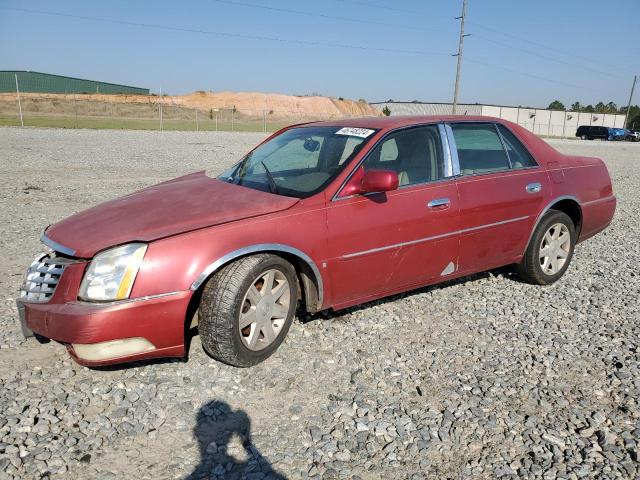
[526,182,542,193]
[427,198,450,209]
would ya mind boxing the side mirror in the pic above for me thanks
[341,168,399,196]
[362,169,399,193]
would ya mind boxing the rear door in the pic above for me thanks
[326,124,460,307]
[450,122,548,273]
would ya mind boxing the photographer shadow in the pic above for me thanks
[186,400,286,480]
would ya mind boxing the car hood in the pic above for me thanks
[44,171,299,258]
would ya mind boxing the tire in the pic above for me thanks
[198,254,298,367]
[516,210,576,285]
[581,134,588,140]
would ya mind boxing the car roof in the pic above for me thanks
[309,115,510,131]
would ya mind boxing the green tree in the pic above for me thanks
[594,102,607,113]
[570,102,582,112]
[583,105,595,113]
[547,100,566,111]
[382,106,391,116]
[606,102,618,113]
[622,105,640,128]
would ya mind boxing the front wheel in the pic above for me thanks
[198,254,298,367]
[516,210,576,285]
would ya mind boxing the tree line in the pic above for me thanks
[547,100,639,128]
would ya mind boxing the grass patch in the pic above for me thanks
[0,115,293,133]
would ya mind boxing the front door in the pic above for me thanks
[325,124,460,308]
[449,122,549,273]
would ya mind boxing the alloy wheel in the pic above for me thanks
[539,223,571,275]
[238,269,290,351]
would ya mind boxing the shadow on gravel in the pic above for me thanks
[186,400,286,480]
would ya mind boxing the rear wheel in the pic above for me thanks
[581,134,588,140]
[198,254,298,367]
[517,210,576,285]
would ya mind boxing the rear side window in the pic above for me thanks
[450,123,510,175]
[497,125,538,169]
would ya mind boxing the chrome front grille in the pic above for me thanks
[20,253,73,303]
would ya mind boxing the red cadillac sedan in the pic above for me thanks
[17,116,616,367]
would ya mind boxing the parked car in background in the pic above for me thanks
[18,116,616,367]
[610,128,627,141]
[576,125,613,140]
[625,129,640,142]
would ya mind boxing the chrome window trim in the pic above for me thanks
[332,122,453,202]
[443,124,461,176]
[339,215,530,260]
[41,234,76,257]
[190,243,324,310]
[438,123,454,178]
[493,123,513,169]
[495,123,540,168]
[453,164,541,180]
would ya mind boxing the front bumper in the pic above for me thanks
[18,291,192,366]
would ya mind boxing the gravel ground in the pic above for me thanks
[0,128,639,480]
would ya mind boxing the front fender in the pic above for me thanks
[129,204,328,310]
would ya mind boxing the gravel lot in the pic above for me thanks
[0,128,639,479]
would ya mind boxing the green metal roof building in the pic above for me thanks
[0,71,149,95]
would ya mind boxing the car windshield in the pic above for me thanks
[219,126,376,198]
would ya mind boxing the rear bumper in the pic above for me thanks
[19,291,192,366]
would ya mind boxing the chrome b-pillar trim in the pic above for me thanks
[41,233,76,257]
[438,123,454,178]
[190,243,324,310]
[443,124,461,176]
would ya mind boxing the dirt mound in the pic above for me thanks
[0,91,379,119]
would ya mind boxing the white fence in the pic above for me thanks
[371,102,627,138]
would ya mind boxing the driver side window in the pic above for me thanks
[363,125,445,187]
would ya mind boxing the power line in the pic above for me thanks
[210,0,454,34]
[1,6,614,97]
[336,0,635,77]
[471,35,627,81]
[0,6,448,57]
[466,21,636,76]
[466,58,609,93]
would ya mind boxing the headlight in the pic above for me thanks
[79,243,147,301]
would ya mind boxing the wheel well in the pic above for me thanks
[275,251,322,314]
[191,250,322,314]
[549,199,582,234]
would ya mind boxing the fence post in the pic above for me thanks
[74,94,78,129]
[232,108,235,131]
[159,87,163,131]
[14,74,24,127]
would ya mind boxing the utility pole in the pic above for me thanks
[452,0,469,114]
[623,75,637,129]
[15,74,24,127]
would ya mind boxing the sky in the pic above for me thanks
[0,0,638,108]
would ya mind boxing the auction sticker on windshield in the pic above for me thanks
[335,127,375,138]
